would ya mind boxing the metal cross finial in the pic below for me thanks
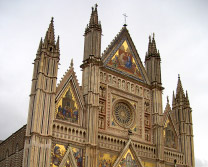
[123,13,128,26]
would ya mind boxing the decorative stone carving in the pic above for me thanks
[99,86,106,98]
[131,84,134,93]
[113,101,134,128]
[122,80,125,90]
[118,79,121,88]
[144,100,150,113]
[98,116,105,129]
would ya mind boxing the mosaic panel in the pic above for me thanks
[163,119,177,148]
[50,144,84,167]
[51,144,67,167]
[119,149,138,167]
[98,152,118,167]
[72,147,83,167]
[56,85,79,124]
[107,40,143,80]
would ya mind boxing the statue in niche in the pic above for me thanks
[99,86,106,98]
[144,100,150,113]
[98,117,105,129]
[131,84,134,93]
[127,82,130,91]
[108,75,112,84]
[99,101,105,114]
[103,73,106,82]
[56,89,78,123]
[118,79,121,88]
[100,72,103,82]
[113,77,116,86]
[122,80,125,90]
[136,86,139,95]
[164,122,176,148]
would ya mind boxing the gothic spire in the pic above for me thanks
[151,33,158,55]
[56,35,60,50]
[164,96,171,113]
[85,4,101,35]
[176,74,185,98]
[172,91,176,106]
[44,17,55,46]
[186,90,190,106]
[89,4,98,26]
[147,33,159,56]
[36,38,43,55]
[148,35,152,55]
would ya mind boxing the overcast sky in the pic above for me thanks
[0,0,208,166]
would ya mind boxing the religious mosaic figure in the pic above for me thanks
[164,121,176,148]
[119,153,138,167]
[98,153,117,167]
[108,40,142,80]
[56,88,78,123]
[51,144,67,167]
[72,147,83,167]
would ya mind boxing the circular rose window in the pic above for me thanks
[113,102,134,128]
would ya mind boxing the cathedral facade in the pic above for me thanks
[0,5,195,167]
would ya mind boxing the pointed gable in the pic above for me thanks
[59,146,79,167]
[55,65,84,125]
[113,139,144,167]
[102,27,150,84]
[163,112,178,149]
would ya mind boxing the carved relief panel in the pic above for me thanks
[143,88,151,142]
[99,84,107,130]
[106,87,143,139]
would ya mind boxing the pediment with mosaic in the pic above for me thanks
[163,118,177,149]
[50,144,84,167]
[56,85,79,124]
[107,40,143,81]
[118,149,139,167]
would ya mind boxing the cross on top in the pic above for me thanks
[123,13,128,26]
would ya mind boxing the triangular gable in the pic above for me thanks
[163,112,178,149]
[163,111,178,136]
[59,146,77,167]
[55,66,84,125]
[102,27,150,84]
[113,139,144,167]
